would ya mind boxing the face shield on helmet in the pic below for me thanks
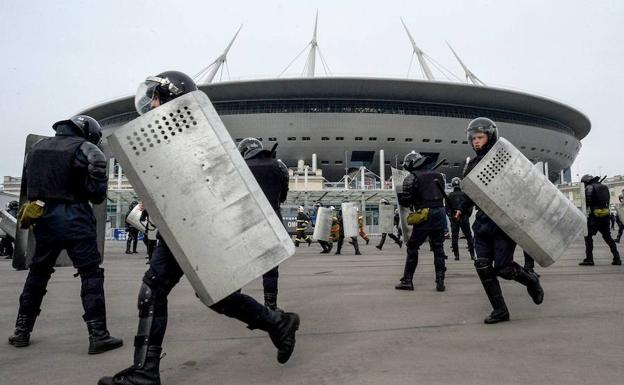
[451,177,461,188]
[237,137,263,159]
[134,75,185,116]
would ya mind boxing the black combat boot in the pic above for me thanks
[306,238,312,246]
[8,313,37,347]
[453,249,460,261]
[476,264,509,324]
[613,258,622,265]
[86,319,124,354]
[398,240,403,248]
[98,345,162,385]
[512,268,544,305]
[264,293,282,312]
[435,271,446,292]
[394,278,414,291]
[260,310,299,364]
[353,239,362,255]
[579,258,594,266]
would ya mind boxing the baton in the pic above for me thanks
[270,143,278,158]
[432,158,447,171]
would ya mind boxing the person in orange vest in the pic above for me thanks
[357,209,369,245]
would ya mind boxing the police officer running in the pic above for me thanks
[99,71,299,385]
[455,118,543,324]
[446,177,475,260]
[125,201,140,254]
[9,115,123,353]
[376,199,403,250]
[237,137,290,311]
[395,151,448,292]
[578,175,621,265]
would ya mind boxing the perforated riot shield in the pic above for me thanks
[379,204,395,234]
[462,137,585,267]
[341,202,359,238]
[0,209,16,238]
[107,90,295,306]
[391,168,412,240]
[616,204,624,225]
[313,207,333,241]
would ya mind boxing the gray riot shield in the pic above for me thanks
[125,205,145,231]
[13,135,107,270]
[107,90,295,306]
[462,137,585,267]
[312,207,333,241]
[616,204,624,224]
[341,202,359,238]
[579,182,588,236]
[391,168,412,240]
[379,204,395,234]
[0,209,17,238]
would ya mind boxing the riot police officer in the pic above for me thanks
[395,151,448,292]
[125,201,139,254]
[455,117,543,324]
[614,194,624,243]
[314,202,334,254]
[446,177,475,260]
[579,175,621,265]
[237,137,290,311]
[376,199,403,250]
[99,71,299,385]
[9,115,123,353]
[0,200,18,258]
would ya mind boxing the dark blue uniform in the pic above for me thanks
[581,182,620,265]
[447,188,474,259]
[396,168,447,291]
[461,151,544,323]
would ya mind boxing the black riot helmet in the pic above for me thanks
[581,174,600,185]
[466,117,498,151]
[237,137,263,159]
[451,177,461,188]
[135,71,198,115]
[52,115,102,145]
[402,151,429,171]
[7,200,18,211]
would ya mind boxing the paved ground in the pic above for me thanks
[1,236,623,385]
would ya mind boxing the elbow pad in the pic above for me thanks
[79,142,108,182]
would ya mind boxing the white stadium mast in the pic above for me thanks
[400,18,434,80]
[194,25,243,84]
[279,11,331,77]
[446,41,486,86]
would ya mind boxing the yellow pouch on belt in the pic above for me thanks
[592,208,610,218]
[407,208,430,225]
[18,200,45,229]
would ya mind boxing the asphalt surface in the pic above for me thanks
[1,235,623,385]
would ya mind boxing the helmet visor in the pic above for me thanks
[134,79,160,115]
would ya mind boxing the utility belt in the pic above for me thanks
[592,208,610,218]
[18,200,46,229]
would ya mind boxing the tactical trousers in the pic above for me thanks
[294,230,310,243]
[523,251,535,269]
[450,216,474,254]
[378,233,401,249]
[262,267,279,295]
[126,228,139,252]
[142,241,277,347]
[402,228,446,281]
[585,215,620,260]
[472,216,521,279]
[18,237,106,320]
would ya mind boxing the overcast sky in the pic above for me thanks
[1,0,622,181]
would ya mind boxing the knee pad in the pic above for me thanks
[78,265,103,279]
[496,264,520,280]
